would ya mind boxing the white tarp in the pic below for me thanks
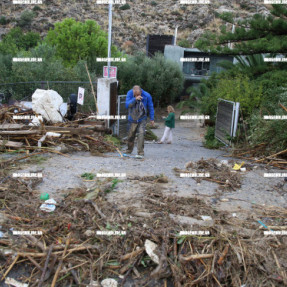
[32,89,64,123]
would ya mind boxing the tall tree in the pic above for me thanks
[45,18,121,66]
[0,27,41,55]
[195,4,287,55]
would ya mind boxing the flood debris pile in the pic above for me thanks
[0,103,116,154]
[232,144,287,169]
[1,167,287,287]
[174,158,242,191]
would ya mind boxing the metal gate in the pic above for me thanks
[215,99,240,145]
[109,81,118,126]
[115,95,129,139]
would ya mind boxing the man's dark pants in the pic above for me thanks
[126,119,147,155]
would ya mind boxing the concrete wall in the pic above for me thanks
[97,77,118,127]
[164,45,184,70]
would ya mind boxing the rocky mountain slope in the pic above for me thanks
[0,0,271,53]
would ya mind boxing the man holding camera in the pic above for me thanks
[125,85,154,157]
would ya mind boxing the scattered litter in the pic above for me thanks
[40,192,49,200]
[174,158,241,190]
[45,198,56,205]
[144,239,159,264]
[240,167,246,172]
[201,215,212,221]
[86,281,101,287]
[40,198,57,212]
[101,278,118,287]
[28,115,43,126]
[232,145,287,169]
[258,220,274,231]
[233,162,245,171]
[5,277,28,287]
[220,198,229,202]
[40,204,56,212]
[220,160,229,166]
[38,132,61,147]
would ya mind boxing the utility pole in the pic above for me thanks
[107,2,113,78]
[174,26,178,46]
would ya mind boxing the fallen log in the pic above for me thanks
[0,130,40,135]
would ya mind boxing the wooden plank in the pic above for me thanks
[76,119,105,126]
[0,140,23,148]
[43,126,93,134]
[0,124,27,130]
[0,130,40,135]
[43,126,106,133]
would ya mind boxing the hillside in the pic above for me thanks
[0,0,271,53]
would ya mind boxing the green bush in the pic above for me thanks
[178,39,191,48]
[117,52,184,105]
[32,5,42,11]
[151,1,157,6]
[17,10,35,28]
[171,11,181,16]
[119,4,130,10]
[0,54,13,83]
[0,28,41,55]
[0,16,8,25]
[248,111,287,153]
[193,73,263,119]
[203,126,224,149]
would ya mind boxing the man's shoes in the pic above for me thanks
[166,142,172,144]
[123,149,132,154]
[157,141,163,144]
[135,154,144,159]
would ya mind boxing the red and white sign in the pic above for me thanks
[103,66,117,78]
[77,87,85,105]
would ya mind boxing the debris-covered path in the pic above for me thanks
[19,120,287,219]
[2,119,287,287]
